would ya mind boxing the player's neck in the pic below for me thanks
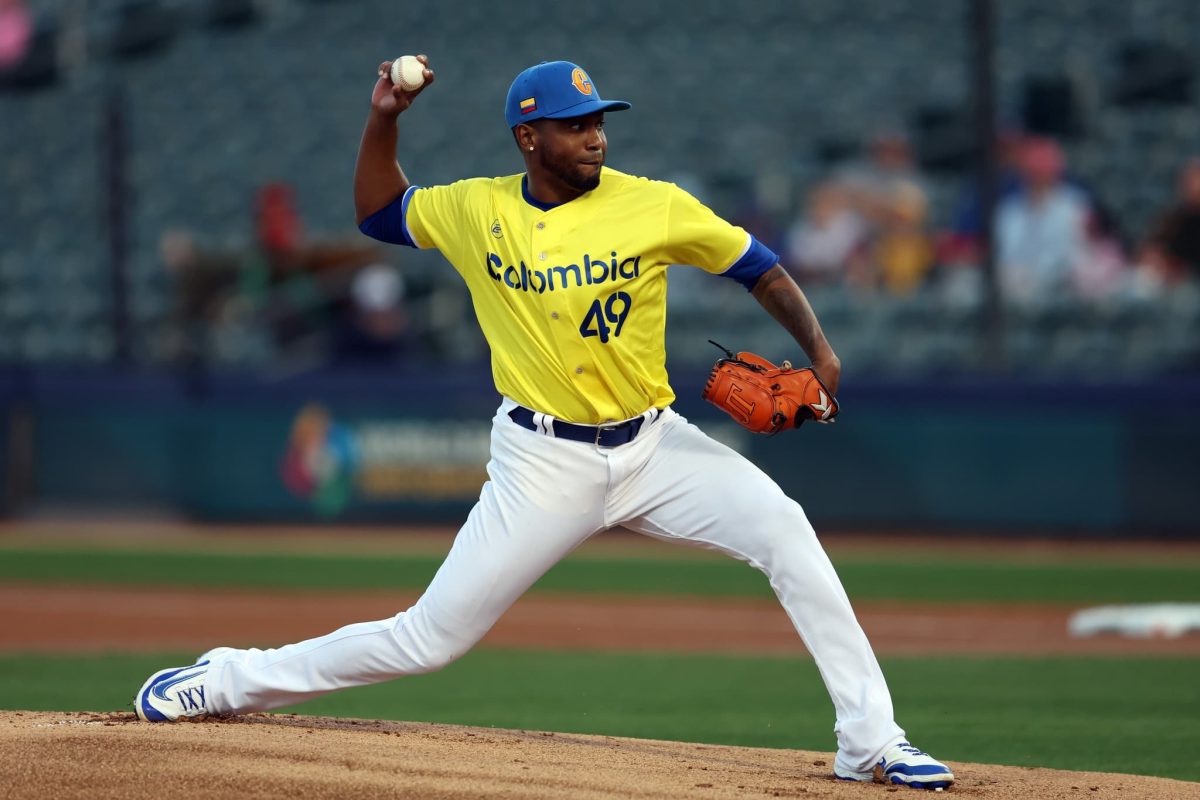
[524,170,587,207]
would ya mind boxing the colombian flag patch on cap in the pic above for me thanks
[520,97,537,114]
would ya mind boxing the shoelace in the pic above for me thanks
[896,743,927,757]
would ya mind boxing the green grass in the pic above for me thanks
[1,546,1198,603]
[1,650,1196,782]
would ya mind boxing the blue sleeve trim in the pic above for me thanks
[721,236,778,290]
[358,185,419,247]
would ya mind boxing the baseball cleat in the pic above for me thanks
[834,742,954,790]
[133,660,212,722]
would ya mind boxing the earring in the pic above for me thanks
[528,146,534,151]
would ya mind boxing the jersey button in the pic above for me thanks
[538,252,547,260]
[536,222,545,230]
[550,312,559,320]
[574,366,584,375]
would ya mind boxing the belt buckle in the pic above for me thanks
[595,421,622,447]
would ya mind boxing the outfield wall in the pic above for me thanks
[2,367,1197,534]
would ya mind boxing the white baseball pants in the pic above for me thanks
[203,399,906,772]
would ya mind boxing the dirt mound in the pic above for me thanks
[2,711,1196,799]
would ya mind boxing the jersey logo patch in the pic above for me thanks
[490,220,503,239]
[571,68,593,96]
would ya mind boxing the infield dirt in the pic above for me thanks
[3,711,1198,799]
[3,584,1198,656]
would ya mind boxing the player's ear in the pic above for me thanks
[514,124,536,153]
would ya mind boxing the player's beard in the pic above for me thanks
[541,148,602,193]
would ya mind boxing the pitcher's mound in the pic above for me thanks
[2,711,1196,799]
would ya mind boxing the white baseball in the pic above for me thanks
[390,55,425,91]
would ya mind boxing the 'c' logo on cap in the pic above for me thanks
[571,68,593,96]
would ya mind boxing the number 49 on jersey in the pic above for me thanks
[579,291,631,344]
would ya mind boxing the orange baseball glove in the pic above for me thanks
[702,342,839,434]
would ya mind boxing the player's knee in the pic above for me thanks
[748,501,821,568]
[390,608,475,674]
[751,494,813,539]
[409,640,465,673]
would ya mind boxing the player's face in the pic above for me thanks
[534,113,607,192]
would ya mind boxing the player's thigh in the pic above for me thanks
[418,416,609,633]
[621,414,812,559]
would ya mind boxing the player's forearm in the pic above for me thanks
[751,265,841,389]
[353,111,410,224]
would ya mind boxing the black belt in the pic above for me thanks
[508,405,660,447]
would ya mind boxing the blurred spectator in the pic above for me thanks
[942,131,1028,267]
[251,181,326,352]
[784,183,867,285]
[161,182,382,366]
[786,130,934,293]
[1072,201,1128,301]
[1134,158,1200,295]
[0,0,31,69]
[332,263,410,364]
[943,131,1103,263]
[837,131,931,229]
[870,180,935,294]
[995,137,1090,305]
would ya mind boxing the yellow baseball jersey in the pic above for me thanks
[387,168,766,423]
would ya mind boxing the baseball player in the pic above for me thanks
[134,57,954,790]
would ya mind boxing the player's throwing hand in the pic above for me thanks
[372,54,434,117]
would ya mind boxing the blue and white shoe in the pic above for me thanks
[133,660,212,722]
[835,742,954,789]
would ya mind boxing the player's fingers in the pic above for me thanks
[377,61,392,81]
[413,55,435,88]
[398,74,434,101]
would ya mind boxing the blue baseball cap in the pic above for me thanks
[505,61,631,129]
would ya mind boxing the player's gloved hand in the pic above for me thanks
[702,342,840,435]
[372,54,435,118]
